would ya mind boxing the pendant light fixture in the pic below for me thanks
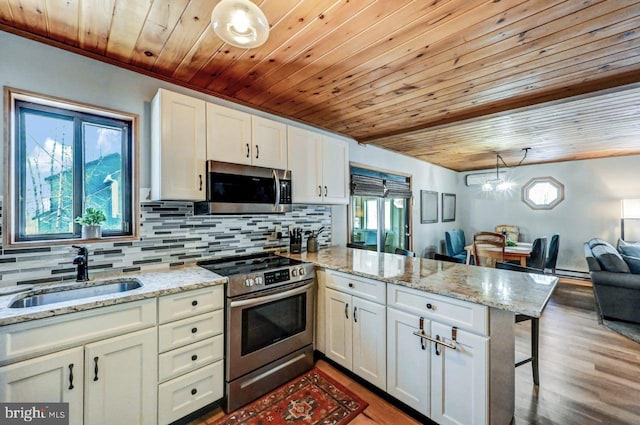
[482,148,531,192]
[211,0,270,48]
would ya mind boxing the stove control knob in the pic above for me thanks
[291,268,299,277]
[298,268,306,276]
[255,276,263,285]
[245,278,254,287]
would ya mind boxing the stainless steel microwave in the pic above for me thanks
[194,160,292,214]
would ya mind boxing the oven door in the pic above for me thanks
[227,279,314,381]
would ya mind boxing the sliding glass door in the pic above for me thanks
[348,167,411,253]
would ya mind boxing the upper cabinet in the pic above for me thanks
[151,89,206,201]
[207,103,287,170]
[288,127,349,205]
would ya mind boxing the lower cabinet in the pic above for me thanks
[0,347,85,425]
[325,285,386,390]
[84,328,157,425]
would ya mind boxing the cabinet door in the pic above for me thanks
[321,136,349,204]
[288,126,322,203]
[0,347,84,425]
[151,89,206,200]
[325,288,352,370]
[386,307,430,416]
[206,103,252,165]
[352,297,386,390]
[252,116,287,169]
[430,322,488,425]
[84,328,157,425]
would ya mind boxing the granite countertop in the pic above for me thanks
[0,265,227,326]
[285,247,558,317]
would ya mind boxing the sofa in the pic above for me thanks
[584,238,640,324]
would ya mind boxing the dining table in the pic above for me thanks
[464,242,533,266]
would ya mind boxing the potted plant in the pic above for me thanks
[74,207,106,239]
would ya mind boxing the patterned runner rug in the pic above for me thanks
[212,368,368,425]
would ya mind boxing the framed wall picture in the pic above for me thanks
[420,190,438,223]
[442,193,456,222]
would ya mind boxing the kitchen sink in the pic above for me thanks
[9,279,143,308]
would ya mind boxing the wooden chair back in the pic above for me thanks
[473,232,506,267]
[495,224,520,242]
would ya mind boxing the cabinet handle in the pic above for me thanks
[68,364,74,390]
[353,306,358,323]
[191,354,198,361]
[324,185,328,196]
[318,185,322,197]
[246,143,250,158]
[419,317,426,350]
[435,335,441,356]
[192,300,198,307]
[93,356,99,381]
[345,303,349,319]
[191,327,198,334]
[191,388,198,396]
[198,174,203,191]
[426,303,433,310]
[255,144,259,159]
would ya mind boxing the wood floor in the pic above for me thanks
[189,281,640,425]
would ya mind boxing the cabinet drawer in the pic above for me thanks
[158,360,223,425]
[387,284,488,335]
[0,299,156,365]
[158,310,223,353]
[159,286,224,324]
[325,270,385,304]
[158,335,223,382]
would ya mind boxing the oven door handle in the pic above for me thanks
[230,282,313,308]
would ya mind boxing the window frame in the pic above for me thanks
[521,176,565,210]
[4,87,139,247]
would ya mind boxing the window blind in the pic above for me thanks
[350,173,412,199]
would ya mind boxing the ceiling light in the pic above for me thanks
[211,0,269,48]
[482,148,530,192]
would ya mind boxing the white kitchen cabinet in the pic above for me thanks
[386,283,495,425]
[325,270,386,390]
[288,126,349,204]
[151,88,207,201]
[430,321,488,425]
[206,103,252,166]
[157,287,225,425]
[84,328,157,425]
[0,347,85,425]
[386,307,430,416]
[207,103,287,169]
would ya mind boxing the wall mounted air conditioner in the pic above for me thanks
[465,171,506,186]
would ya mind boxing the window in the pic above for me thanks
[522,176,565,210]
[6,89,137,245]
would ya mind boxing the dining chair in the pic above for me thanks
[394,247,416,257]
[434,253,465,263]
[545,234,560,274]
[495,261,543,386]
[473,232,506,268]
[495,224,520,242]
[526,237,548,270]
[444,229,468,262]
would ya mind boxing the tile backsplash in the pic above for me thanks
[0,202,331,287]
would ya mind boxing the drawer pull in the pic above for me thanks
[93,356,99,381]
[191,388,198,396]
[68,364,74,390]
[191,327,198,334]
[192,300,198,307]
[426,303,433,310]
[191,354,198,361]
[348,283,354,288]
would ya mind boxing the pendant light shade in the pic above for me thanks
[211,0,269,48]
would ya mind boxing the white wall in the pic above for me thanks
[458,155,640,272]
[331,141,461,257]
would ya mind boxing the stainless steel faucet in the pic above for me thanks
[72,245,89,282]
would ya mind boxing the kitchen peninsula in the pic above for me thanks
[286,247,558,425]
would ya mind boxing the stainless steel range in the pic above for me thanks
[197,253,315,412]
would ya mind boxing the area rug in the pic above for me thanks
[212,368,368,425]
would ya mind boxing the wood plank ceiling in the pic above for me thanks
[1,0,639,171]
